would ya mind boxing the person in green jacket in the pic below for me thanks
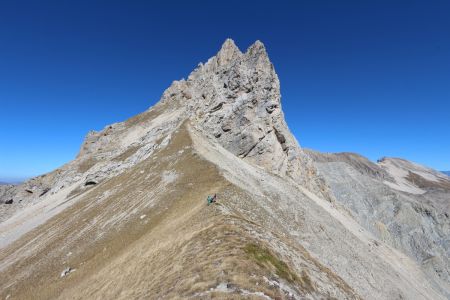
[207,194,217,205]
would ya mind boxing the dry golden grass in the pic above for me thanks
[0,123,358,300]
[112,145,140,162]
[406,171,450,191]
[123,101,167,128]
[76,157,97,173]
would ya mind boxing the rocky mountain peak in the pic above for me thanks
[247,39,266,52]
[3,39,329,218]
[216,38,242,66]
[148,39,329,197]
[245,40,271,67]
[166,39,329,198]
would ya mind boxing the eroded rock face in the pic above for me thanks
[159,39,331,198]
[308,150,450,295]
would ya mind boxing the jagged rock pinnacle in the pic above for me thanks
[160,39,330,198]
[216,38,242,66]
[72,38,330,200]
[246,40,267,56]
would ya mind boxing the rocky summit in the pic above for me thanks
[1,39,449,300]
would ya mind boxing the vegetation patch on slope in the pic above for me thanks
[244,242,314,292]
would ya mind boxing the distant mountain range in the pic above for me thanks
[0,178,26,185]
[442,171,450,176]
[0,181,16,185]
[0,181,18,185]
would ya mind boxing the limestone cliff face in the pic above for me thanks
[160,39,331,198]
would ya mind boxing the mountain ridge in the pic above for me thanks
[1,39,449,300]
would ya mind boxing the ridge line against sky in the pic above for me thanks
[0,0,449,180]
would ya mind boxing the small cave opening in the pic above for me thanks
[85,181,97,186]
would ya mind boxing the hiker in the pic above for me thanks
[207,193,217,205]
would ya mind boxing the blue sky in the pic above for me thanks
[1,0,449,181]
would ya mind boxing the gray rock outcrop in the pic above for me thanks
[161,39,331,199]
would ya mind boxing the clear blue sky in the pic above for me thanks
[1,0,449,181]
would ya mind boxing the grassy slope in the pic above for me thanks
[0,124,357,299]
